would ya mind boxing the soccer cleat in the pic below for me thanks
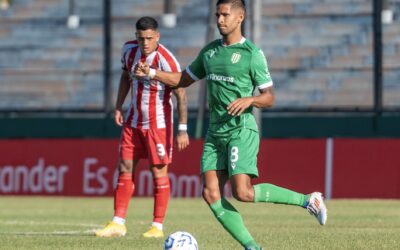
[306,192,328,225]
[95,221,127,237]
[142,226,164,238]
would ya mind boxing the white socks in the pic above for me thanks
[152,222,163,230]
[112,216,126,225]
[112,217,163,230]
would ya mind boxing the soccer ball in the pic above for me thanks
[164,231,198,250]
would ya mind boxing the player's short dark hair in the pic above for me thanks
[136,16,158,31]
[216,0,246,12]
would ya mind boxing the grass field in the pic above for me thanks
[0,197,399,250]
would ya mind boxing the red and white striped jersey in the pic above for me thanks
[121,40,181,129]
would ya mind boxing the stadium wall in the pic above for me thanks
[1,115,400,138]
[0,138,399,199]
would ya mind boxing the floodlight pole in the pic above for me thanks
[373,0,383,116]
[194,0,217,138]
[103,0,112,115]
[250,0,262,130]
[68,0,75,15]
[165,0,174,13]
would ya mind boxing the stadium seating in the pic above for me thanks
[262,0,400,108]
[0,0,399,110]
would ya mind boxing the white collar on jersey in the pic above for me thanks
[221,37,246,47]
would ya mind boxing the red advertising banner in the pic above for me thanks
[0,139,205,197]
[257,139,326,195]
[333,139,400,198]
[0,139,399,198]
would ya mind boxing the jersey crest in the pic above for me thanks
[231,52,241,64]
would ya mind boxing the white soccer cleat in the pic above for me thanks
[306,192,328,225]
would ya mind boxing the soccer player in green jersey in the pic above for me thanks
[134,1,327,249]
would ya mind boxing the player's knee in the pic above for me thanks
[119,160,133,173]
[232,187,253,202]
[202,186,220,205]
[150,164,168,178]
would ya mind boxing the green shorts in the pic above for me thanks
[201,128,259,177]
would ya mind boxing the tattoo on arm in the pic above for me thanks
[253,86,275,108]
[259,86,273,94]
[174,71,196,88]
[116,71,131,110]
[173,88,188,125]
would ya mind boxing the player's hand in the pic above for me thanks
[114,109,124,126]
[227,97,254,116]
[175,131,189,151]
[134,61,150,78]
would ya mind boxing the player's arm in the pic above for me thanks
[173,87,190,151]
[228,48,275,116]
[134,62,196,88]
[251,86,275,108]
[114,70,131,126]
[227,87,275,116]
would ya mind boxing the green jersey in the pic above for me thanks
[187,38,272,134]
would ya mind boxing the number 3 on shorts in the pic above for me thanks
[230,146,239,170]
[156,143,166,159]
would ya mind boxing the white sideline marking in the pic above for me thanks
[1,230,96,235]
[324,138,334,200]
[1,220,102,235]
[3,220,102,228]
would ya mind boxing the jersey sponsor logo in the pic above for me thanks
[207,73,234,83]
[231,52,241,64]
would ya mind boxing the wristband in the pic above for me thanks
[148,68,156,79]
[178,124,187,131]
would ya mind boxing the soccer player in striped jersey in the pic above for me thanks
[134,1,328,249]
[95,16,189,238]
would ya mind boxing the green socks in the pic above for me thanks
[208,184,308,249]
[209,198,260,249]
[253,183,309,207]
